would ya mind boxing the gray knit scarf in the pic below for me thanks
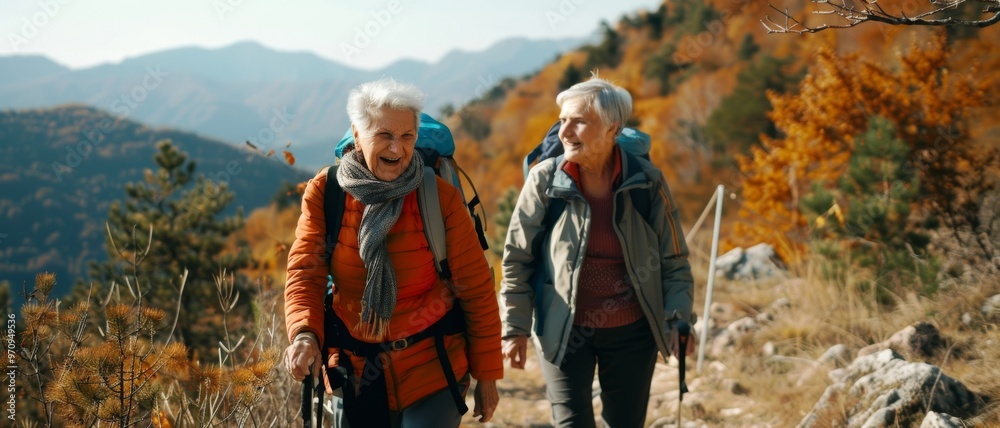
[336,150,424,338]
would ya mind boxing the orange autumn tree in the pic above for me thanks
[733,33,992,265]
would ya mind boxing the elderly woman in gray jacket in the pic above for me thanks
[500,77,697,428]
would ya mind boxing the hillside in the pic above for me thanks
[442,0,1000,235]
[0,38,583,171]
[0,105,310,298]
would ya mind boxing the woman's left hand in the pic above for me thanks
[670,326,698,357]
[473,379,499,423]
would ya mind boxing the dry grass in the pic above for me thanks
[688,249,1000,427]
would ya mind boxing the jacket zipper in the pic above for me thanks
[612,184,667,354]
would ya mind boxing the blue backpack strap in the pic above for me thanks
[523,144,544,178]
[617,151,655,226]
[523,121,564,179]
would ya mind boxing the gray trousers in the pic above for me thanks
[329,384,464,428]
[540,320,658,428]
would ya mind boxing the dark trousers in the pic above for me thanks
[540,319,658,428]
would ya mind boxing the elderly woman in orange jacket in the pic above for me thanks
[283,78,501,427]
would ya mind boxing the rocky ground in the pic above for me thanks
[460,274,1000,427]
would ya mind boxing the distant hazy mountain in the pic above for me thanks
[0,55,70,86]
[0,37,582,170]
[0,105,310,297]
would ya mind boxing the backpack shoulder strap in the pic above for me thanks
[417,167,452,280]
[523,144,544,179]
[629,187,653,226]
[324,165,345,265]
[619,151,655,227]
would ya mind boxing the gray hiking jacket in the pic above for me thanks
[500,152,694,365]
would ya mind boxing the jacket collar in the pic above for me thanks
[548,146,650,199]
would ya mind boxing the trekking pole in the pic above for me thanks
[301,374,324,428]
[677,321,691,427]
[301,377,313,428]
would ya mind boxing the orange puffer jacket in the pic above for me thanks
[284,169,502,411]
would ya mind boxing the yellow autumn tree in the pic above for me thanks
[733,33,993,264]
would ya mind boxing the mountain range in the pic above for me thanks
[0,37,584,171]
[0,105,311,298]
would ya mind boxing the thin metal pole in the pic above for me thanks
[686,188,719,244]
[697,185,724,374]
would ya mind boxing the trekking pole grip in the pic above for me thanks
[677,320,691,426]
[677,321,690,398]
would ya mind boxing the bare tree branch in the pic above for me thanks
[762,0,1000,33]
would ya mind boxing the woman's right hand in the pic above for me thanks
[284,333,322,381]
[502,335,528,369]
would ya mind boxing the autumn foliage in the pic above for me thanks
[732,33,996,265]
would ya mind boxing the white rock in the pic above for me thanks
[710,302,742,323]
[729,316,760,334]
[762,341,777,357]
[756,312,774,324]
[768,297,792,313]
[799,350,983,428]
[920,411,966,428]
[708,361,727,374]
[720,407,744,417]
[714,247,745,278]
[983,294,1000,320]
[818,344,851,368]
[714,244,785,280]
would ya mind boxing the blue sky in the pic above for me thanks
[1,0,661,69]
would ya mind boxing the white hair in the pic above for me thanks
[346,78,424,132]
[556,76,632,135]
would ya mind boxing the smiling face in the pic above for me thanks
[558,97,618,172]
[352,108,418,181]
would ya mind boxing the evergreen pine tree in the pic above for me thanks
[559,63,582,91]
[87,140,250,356]
[704,55,800,157]
[737,34,760,60]
[803,118,936,298]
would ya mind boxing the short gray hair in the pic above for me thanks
[346,78,424,132]
[556,77,632,135]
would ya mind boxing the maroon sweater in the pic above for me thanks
[568,149,645,328]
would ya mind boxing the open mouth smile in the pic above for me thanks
[380,156,402,165]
